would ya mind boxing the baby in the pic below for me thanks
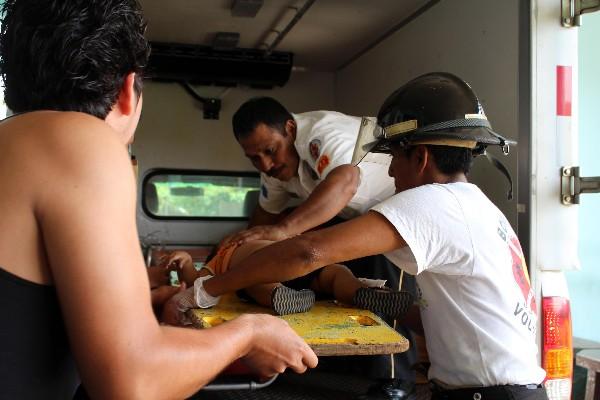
[161,239,413,324]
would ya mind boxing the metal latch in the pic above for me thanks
[562,0,600,27]
[561,167,600,204]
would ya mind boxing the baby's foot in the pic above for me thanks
[271,285,315,316]
[352,287,414,319]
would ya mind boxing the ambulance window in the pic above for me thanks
[142,171,260,220]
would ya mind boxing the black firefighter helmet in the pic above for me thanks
[351,72,515,165]
[351,72,516,199]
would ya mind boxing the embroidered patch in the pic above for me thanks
[309,139,321,161]
[316,154,330,175]
[260,184,268,199]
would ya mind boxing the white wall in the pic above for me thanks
[134,70,336,173]
[335,0,521,226]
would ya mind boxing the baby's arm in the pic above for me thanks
[163,250,206,287]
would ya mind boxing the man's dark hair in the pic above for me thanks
[403,144,474,175]
[0,0,150,119]
[232,97,294,140]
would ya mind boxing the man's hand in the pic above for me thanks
[147,265,170,288]
[218,224,289,250]
[151,283,187,323]
[160,283,192,325]
[239,314,318,377]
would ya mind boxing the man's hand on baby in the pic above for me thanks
[218,224,289,250]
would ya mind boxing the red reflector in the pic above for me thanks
[557,66,572,116]
[542,297,573,381]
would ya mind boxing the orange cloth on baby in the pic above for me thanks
[204,242,238,275]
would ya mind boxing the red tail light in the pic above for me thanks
[542,296,572,400]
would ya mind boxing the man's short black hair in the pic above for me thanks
[0,0,150,119]
[232,97,294,140]
[402,144,474,175]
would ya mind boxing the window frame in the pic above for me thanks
[141,168,260,221]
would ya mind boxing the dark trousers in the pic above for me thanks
[430,383,549,400]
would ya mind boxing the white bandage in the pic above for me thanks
[193,275,221,308]
[168,287,196,325]
[174,287,196,312]
[358,277,387,288]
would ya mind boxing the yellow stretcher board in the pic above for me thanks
[188,294,409,356]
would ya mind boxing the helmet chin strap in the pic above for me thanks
[482,150,514,201]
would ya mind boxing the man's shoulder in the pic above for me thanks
[295,110,360,127]
[0,111,127,184]
[3,111,122,155]
[294,111,361,157]
[0,111,116,146]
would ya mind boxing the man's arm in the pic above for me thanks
[35,117,316,399]
[204,209,406,297]
[248,203,281,227]
[277,164,359,234]
[226,164,360,245]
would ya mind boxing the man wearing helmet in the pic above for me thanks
[199,73,549,399]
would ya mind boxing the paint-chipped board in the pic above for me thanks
[187,294,409,356]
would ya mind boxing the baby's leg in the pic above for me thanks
[226,239,278,306]
[228,240,315,315]
[310,264,362,304]
[241,283,313,315]
[315,264,414,319]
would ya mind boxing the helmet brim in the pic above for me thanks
[370,126,515,154]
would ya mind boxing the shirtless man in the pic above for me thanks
[0,1,316,399]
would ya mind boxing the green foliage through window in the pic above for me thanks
[143,172,260,219]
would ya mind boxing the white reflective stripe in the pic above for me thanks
[410,139,477,148]
[361,152,392,165]
[384,120,418,138]
[465,113,487,120]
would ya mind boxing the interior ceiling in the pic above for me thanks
[140,0,430,72]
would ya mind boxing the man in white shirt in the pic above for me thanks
[202,73,549,399]
[226,97,395,243]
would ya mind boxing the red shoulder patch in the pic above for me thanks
[316,154,330,175]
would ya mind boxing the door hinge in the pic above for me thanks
[561,167,600,204]
[562,0,600,27]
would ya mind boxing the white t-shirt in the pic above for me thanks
[371,182,546,387]
[259,111,395,219]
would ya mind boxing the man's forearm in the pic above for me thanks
[82,316,255,399]
[204,237,320,296]
[278,165,359,236]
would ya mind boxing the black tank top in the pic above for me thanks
[0,267,79,399]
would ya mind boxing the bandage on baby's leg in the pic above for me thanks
[193,276,220,308]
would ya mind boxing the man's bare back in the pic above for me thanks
[0,1,317,398]
[0,111,122,285]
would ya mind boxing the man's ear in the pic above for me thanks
[114,72,137,117]
[104,72,141,142]
[284,119,297,139]
[414,145,430,175]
